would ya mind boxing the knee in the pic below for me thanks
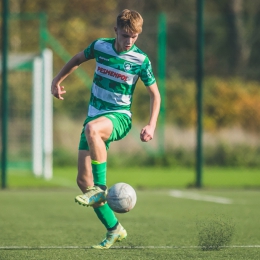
[85,122,98,139]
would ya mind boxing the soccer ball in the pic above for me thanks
[106,182,137,213]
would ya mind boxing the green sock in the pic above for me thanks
[94,203,118,229]
[91,161,106,186]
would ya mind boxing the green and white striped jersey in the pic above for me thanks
[84,38,156,118]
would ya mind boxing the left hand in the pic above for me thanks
[140,125,155,142]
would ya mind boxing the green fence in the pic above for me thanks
[1,3,260,188]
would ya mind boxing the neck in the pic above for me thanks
[114,39,121,53]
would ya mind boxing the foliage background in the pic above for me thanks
[1,0,260,167]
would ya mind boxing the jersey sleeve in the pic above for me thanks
[140,57,156,87]
[83,40,97,60]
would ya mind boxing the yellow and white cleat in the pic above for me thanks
[91,223,127,249]
[75,186,107,207]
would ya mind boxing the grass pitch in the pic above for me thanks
[1,187,260,259]
[6,166,260,189]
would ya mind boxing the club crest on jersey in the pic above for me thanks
[124,62,132,71]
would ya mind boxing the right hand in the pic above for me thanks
[51,80,66,100]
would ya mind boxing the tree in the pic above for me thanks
[226,0,250,75]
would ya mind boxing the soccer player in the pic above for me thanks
[51,9,161,249]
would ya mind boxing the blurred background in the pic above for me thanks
[1,0,260,183]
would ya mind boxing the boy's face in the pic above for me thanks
[114,27,139,52]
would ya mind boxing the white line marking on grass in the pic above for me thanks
[0,245,259,250]
[169,190,233,204]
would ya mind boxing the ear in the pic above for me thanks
[114,27,117,34]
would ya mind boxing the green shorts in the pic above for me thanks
[78,112,132,150]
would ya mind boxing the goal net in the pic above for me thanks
[0,49,53,179]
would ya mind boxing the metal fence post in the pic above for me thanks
[1,0,9,189]
[196,0,204,188]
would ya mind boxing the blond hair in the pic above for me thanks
[116,9,143,34]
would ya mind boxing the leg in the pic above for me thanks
[75,114,131,249]
[77,150,105,206]
[85,116,113,162]
[76,148,119,233]
[84,116,127,249]
[75,116,113,206]
[77,150,93,193]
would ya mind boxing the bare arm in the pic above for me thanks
[140,82,161,142]
[51,51,88,100]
